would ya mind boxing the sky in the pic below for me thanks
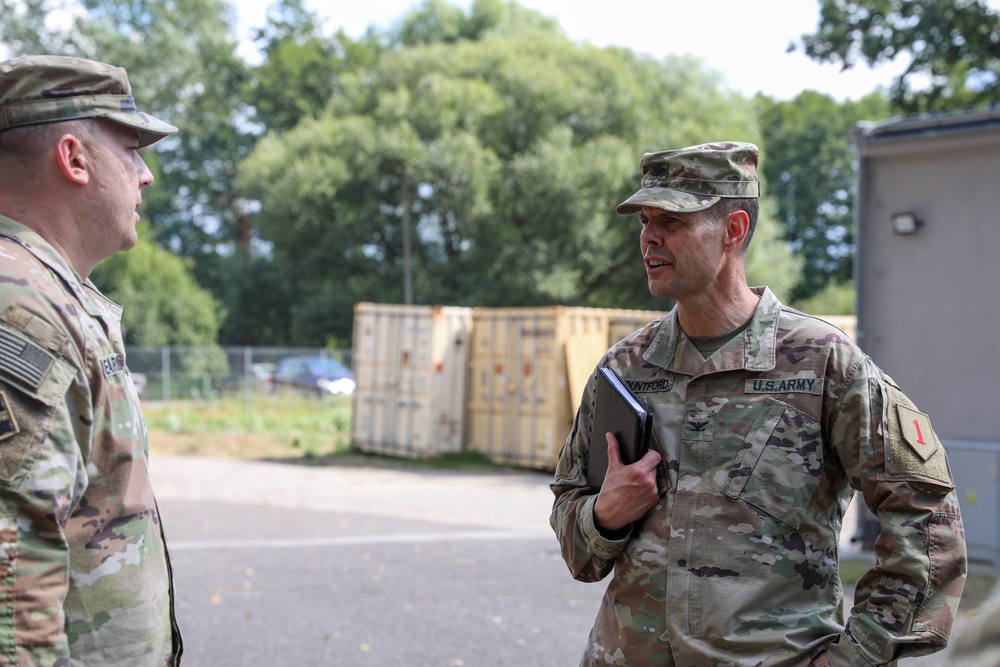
[234,0,913,102]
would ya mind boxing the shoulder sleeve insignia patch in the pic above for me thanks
[0,390,21,443]
[0,325,54,390]
[882,375,952,486]
[897,404,938,461]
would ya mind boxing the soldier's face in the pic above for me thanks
[639,206,726,301]
[83,122,154,258]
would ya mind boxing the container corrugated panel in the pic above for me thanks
[466,306,612,470]
[351,303,472,458]
[607,308,669,346]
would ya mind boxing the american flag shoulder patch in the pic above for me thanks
[0,326,55,390]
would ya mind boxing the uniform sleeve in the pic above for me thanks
[549,368,632,583]
[0,311,87,665]
[827,363,967,665]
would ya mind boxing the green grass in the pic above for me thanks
[144,394,355,460]
[143,394,514,471]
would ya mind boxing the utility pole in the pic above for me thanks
[402,169,413,304]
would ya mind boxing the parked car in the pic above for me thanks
[269,356,356,396]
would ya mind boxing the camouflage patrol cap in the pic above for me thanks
[0,55,177,148]
[616,141,760,215]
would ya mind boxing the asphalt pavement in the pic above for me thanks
[152,456,601,666]
[151,456,970,666]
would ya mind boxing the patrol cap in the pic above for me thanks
[0,55,177,148]
[616,141,760,215]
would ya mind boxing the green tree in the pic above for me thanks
[392,0,563,47]
[0,0,253,255]
[214,254,295,345]
[799,0,1000,113]
[245,0,382,133]
[1,0,264,343]
[792,279,856,315]
[756,90,888,300]
[239,12,800,343]
[90,223,224,347]
[745,198,803,304]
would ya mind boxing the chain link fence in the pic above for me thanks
[125,346,354,403]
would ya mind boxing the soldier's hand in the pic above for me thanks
[593,432,661,533]
[808,652,831,667]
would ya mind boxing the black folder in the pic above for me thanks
[586,367,652,490]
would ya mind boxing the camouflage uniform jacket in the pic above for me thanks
[550,287,966,666]
[0,215,181,666]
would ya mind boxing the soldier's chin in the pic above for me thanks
[120,230,140,252]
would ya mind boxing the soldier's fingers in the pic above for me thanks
[605,432,623,468]
[637,448,661,470]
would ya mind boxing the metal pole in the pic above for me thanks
[161,346,170,401]
[402,170,413,305]
[244,346,253,411]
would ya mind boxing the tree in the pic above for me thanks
[0,0,268,344]
[792,279,856,315]
[244,0,382,133]
[238,11,800,344]
[392,0,563,47]
[90,224,224,347]
[799,0,1000,113]
[745,199,803,304]
[756,90,888,300]
[214,254,296,345]
[0,0,254,272]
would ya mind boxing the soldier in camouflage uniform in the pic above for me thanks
[0,56,182,665]
[550,142,966,666]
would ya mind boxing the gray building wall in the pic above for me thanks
[853,109,1000,562]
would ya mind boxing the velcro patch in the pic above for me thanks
[0,391,19,443]
[745,377,823,395]
[883,375,952,486]
[0,327,54,390]
[99,354,126,378]
[624,377,674,393]
[897,405,938,462]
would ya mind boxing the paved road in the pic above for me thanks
[152,456,602,666]
[151,456,968,666]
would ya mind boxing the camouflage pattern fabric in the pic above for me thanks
[550,287,966,666]
[0,215,181,666]
[615,141,761,215]
[0,55,177,148]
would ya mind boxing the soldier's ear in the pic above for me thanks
[53,132,92,186]
[721,209,750,254]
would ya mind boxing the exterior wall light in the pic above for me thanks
[891,212,921,235]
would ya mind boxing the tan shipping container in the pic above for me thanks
[607,308,669,347]
[466,306,619,470]
[351,303,472,458]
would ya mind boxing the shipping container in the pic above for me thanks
[607,308,669,346]
[351,303,473,458]
[466,307,616,470]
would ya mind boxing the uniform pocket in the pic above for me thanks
[723,398,823,529]
[0,354,73,485]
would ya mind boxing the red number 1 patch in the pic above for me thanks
[898,405,938,461]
